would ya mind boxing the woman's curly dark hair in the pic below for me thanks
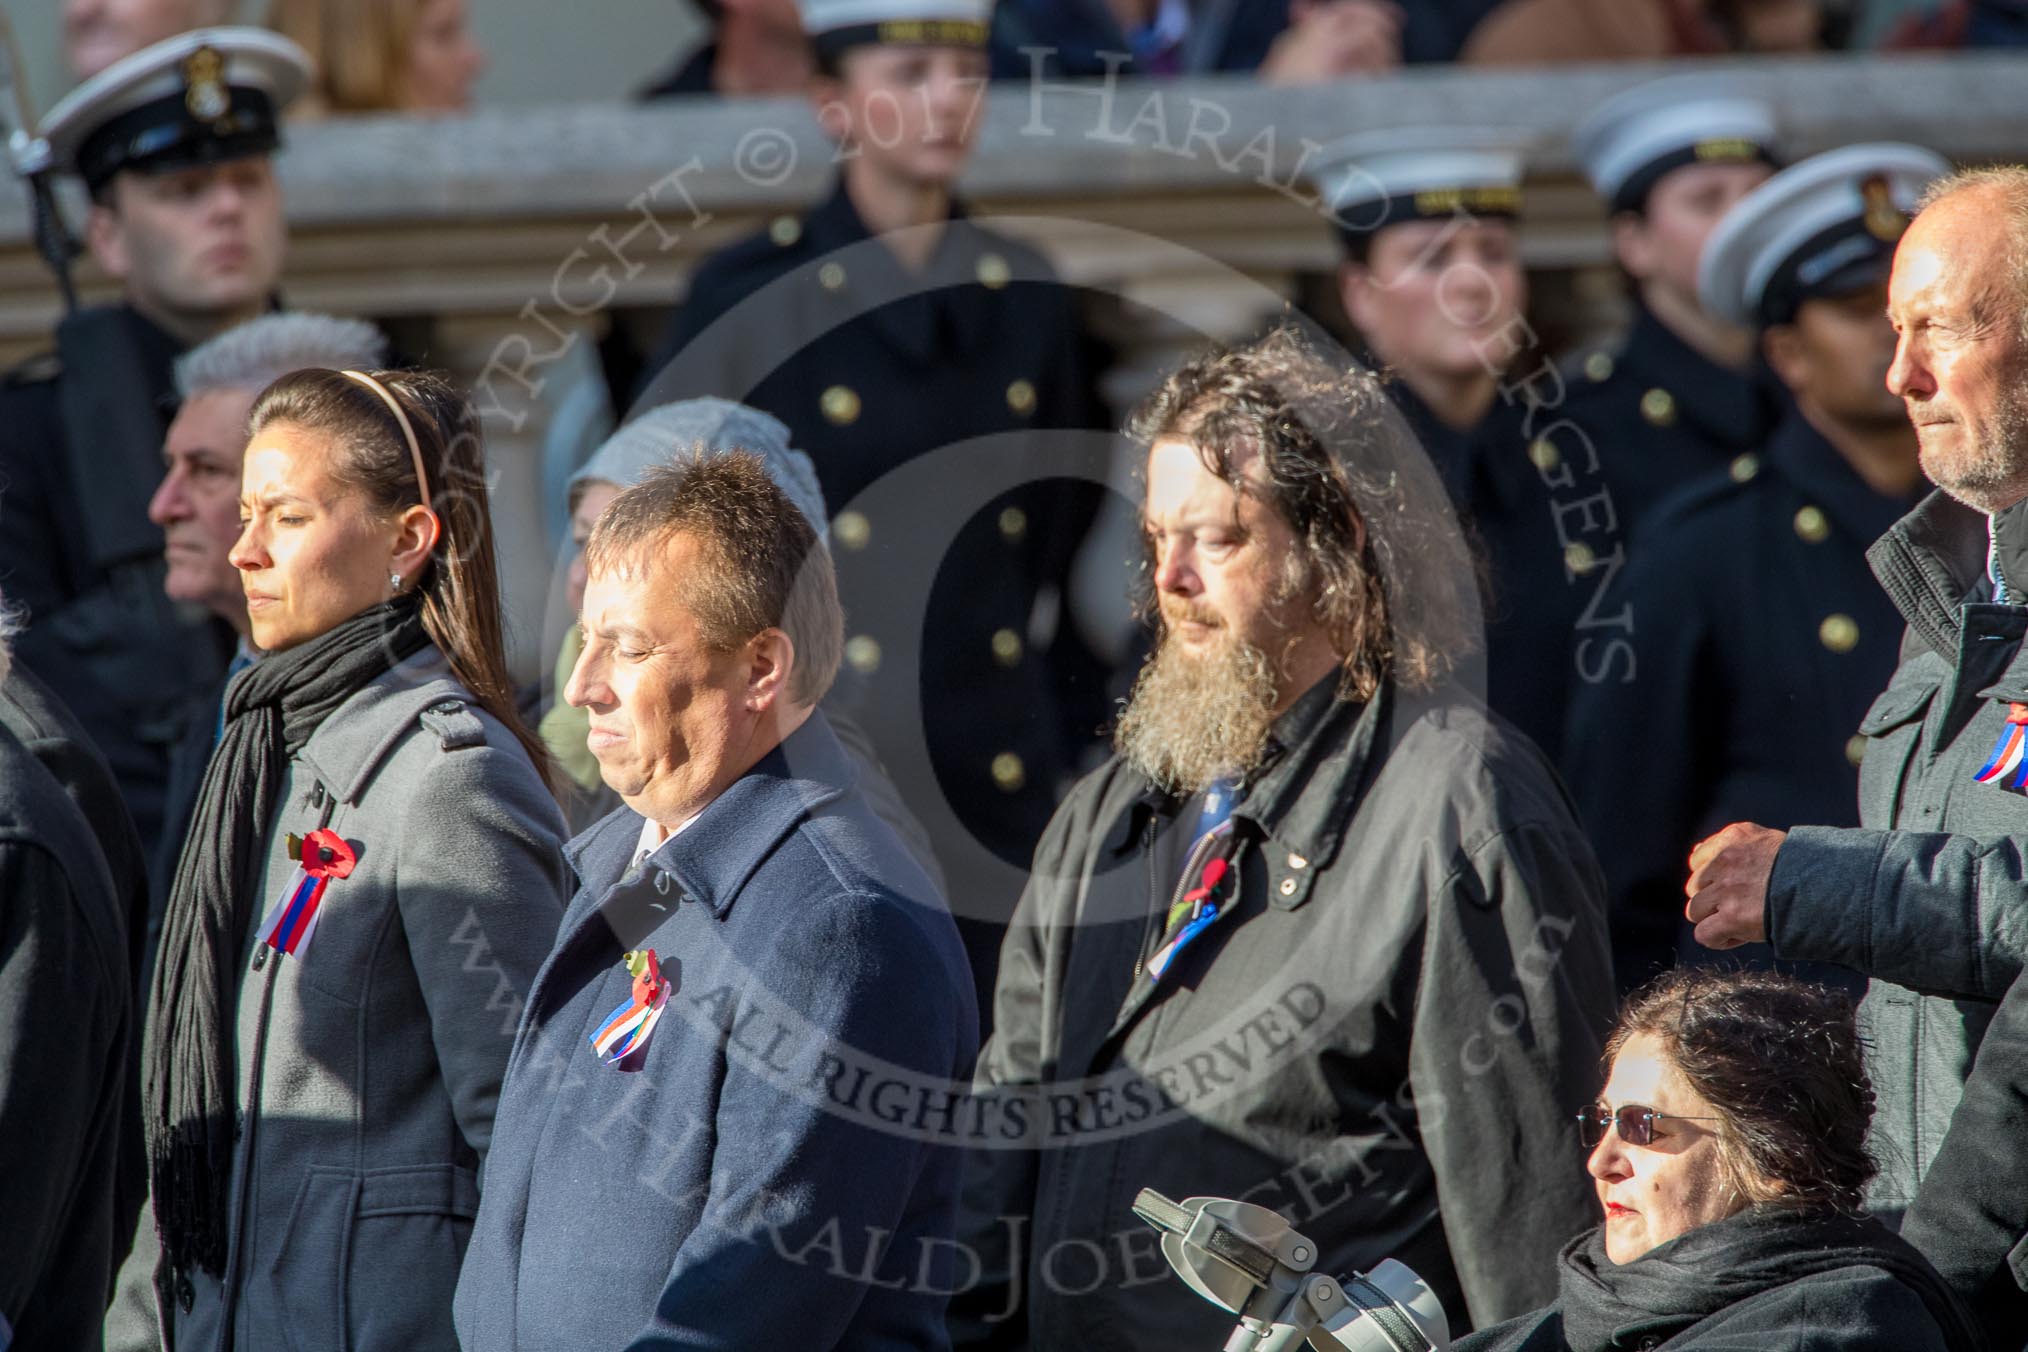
[1125,324,1481,701]
[1609,967,1877,1214]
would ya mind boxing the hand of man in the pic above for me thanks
[1684,822,1786,949]
[1260,0,1402,85]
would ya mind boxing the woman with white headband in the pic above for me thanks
[106,367,570,1352]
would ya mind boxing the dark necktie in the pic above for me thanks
[1147,777,1237,982]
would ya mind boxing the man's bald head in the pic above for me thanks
[1921,168,2028,337]
[1888,167,2028,512]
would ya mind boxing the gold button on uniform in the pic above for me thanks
[1278,877,1298,897]
[990,752,1026,792]
[976,252,1011,289]
[818,262,847,291]
[833,509,871,551]
[1730,453,1761,484]
[991,628,1022,666]
[821,385,860,425]
[1845,734,1868,768]
[999,506,1028,542]
[844,635,881,673]
[1564,541,1596,575]
[1794,506,1829,543]
[1584,352,1614,383]
[769,215,802,247]
[1006,379,1037,416]
[1640,388,1676,427]
[1819,613,1860,653]
[1529,437,1560,473]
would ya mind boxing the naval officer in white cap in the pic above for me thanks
[1558,77,1784,530]
[1565,141,1945,993]
[639,0,1109,1023]
[1311,127,1585,763]
[0,28,306,918]
[1314,126,1530,498]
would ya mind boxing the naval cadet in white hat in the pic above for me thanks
[0,26,308,888]
[1558,76,1784,529]
[1307,125,1593,761]
[1312,126,1530,493]
[639,0,1109,1026]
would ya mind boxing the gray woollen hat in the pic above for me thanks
[569,398,829,535]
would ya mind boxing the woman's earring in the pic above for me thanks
[389,571,402,593]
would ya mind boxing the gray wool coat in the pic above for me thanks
[104,651,570,1352]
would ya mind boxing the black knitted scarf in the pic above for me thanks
[145,598,428,1280]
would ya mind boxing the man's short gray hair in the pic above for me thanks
[1917,164,2028,342]
[175,312,390,401]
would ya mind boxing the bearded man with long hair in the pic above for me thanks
[950,326,1616,1350]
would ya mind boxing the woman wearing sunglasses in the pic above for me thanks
[1457,968,1982,1351]
[106,368,570,1352]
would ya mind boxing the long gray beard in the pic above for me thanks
[1114,627,1282,795]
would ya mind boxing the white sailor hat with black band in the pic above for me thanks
[800,0,992,62]
[1575,76,1779,216]
[1697,142,1950,331]
[34,27,309,195]
[1309,127,1527,252]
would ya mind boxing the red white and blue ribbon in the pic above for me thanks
[1147,849,1235,983]
[1975,702,2028,790]
[257,828,357,959]
[590,949,669,1068]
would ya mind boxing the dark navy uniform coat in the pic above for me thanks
[1552,302,1784,538]
[639,181,1108,1008]
[454,713,978,1352]
[0,305,233,863]
[1389,383,1585,763]
[1560,413,1918,988]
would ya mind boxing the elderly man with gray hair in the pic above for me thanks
[1678,164,2028,1346]
[145,311,388,977]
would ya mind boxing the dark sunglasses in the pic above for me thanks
[1576,1103,1721,1148]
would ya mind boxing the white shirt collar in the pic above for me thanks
[1990,513,2010,603]
[633,811,699,868]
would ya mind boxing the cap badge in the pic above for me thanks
[182,46,230,122]
[1693,137,1759,164]
[1861,174,1909,243]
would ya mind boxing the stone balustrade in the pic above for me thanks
[4,53,2023,677]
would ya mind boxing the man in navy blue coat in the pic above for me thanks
[454,452,978,1350]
